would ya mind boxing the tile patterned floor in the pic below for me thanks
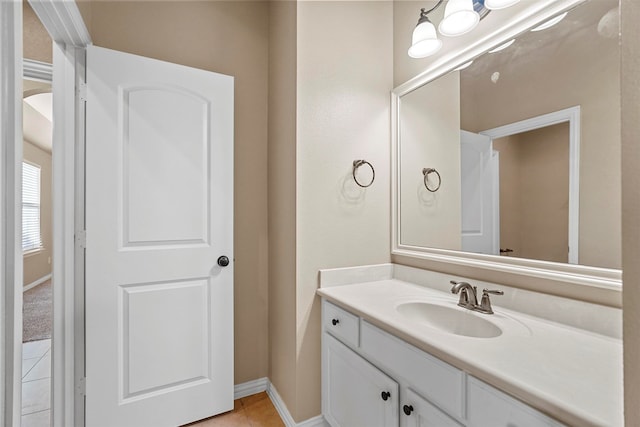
[186,392,285,427]
[20,342,282,427]
[22,339,51,427]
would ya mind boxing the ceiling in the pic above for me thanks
[23,79,52,153]
[461,0,619,80]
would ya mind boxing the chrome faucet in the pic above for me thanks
[450,280,477,309]
[450,280,503,314]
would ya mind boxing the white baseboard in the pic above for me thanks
[23,273,52,292]
[234,377,269,399]
[267,382,329,427]
[234,378,328,427]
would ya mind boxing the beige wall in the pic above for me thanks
[86,1,270,385]
[268,0,298,416]
[23,141,52,286]
[459,8,620,269]
[622,0,640,424]
[494,123,569,263]
[23,1,51,63]
[400,71,461,249]
[294,1,393,420]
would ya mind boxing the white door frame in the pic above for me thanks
[1,1,91,426]
[1,2,24,425]
[480,106,581,264]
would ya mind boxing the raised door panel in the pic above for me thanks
[122,86,210,247]
[323,333,399,427]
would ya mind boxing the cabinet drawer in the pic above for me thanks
[323,300,360,348]
[360,321,464,419]
[467,376,563,427]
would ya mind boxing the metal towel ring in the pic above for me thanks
[352,160,375,188]
[422,168,441,192]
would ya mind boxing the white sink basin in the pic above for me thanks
[396,302,502,338]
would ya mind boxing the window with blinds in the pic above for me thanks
[23,161,43,252]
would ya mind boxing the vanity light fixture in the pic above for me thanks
[484,0,520,10]
[488,38,515,53]
[531,12,568,32]
[408,0,521,59]
[438,0,480,37]
[408,7,444,58]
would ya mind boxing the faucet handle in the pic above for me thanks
[478,289,503,314]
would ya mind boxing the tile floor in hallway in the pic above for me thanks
[186,392,285,427]
[20,341,283,427]
[22,338,52,427]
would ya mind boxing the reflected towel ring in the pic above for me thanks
[353,160,375,188]
[422,168,441,192]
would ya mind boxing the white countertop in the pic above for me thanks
[317,279,623,427]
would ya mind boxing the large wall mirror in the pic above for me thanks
[392,0,621,288]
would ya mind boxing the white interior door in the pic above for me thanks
[85,46,234,427]
[460,130,498,255]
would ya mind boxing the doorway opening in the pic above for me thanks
[22,1,54,425]
[21,77,53,427]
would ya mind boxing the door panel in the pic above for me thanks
[123,86,210,246]
[85,46,233,427]
[460,130,497,255]
[323,334,399,427]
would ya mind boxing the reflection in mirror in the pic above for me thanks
[397,0,620,270]
[492,123,570,264]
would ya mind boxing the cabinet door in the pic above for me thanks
[401,388,462,427]
[323,333,399,427]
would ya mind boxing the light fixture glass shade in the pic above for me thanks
[484,0,520,10]
[488,38,515,53]
[531,12,568,32]
[408,19,443,58]
[438,0,480,37]
[454,60,474,71]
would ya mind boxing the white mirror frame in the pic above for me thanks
[391,0,622,293]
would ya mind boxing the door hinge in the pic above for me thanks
[77,377,86,396]
[76,230,87,249]
[78,81,87,102]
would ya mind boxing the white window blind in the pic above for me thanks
[22,161,43,252]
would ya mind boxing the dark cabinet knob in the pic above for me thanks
[331,318,340,326]
[217,256,230,267]
[381,391,391,401]
[403,404,414,416]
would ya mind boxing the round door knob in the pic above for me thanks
[380,391,391,401]
[217,256,230,267]
[331,319,340,326]
[403,405,414,416]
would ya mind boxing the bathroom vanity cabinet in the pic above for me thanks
[322,300,563,427]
